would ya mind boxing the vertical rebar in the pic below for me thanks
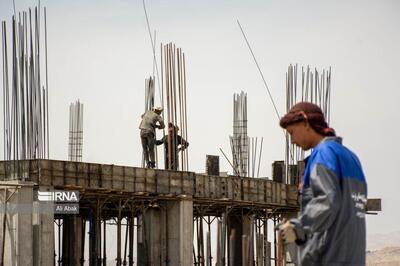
[2,5,50,162]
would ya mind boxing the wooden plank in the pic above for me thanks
[88,163,101,188]
[144,168,156,193]
[209,175,216,199]
[232,176,241,201]
[124,167,135,192]
[194,174,203,197]
[280,183,287,205]
[249,179,258,202]
[205,175,211,198]
[219,176,227,198]
[112,165,125,190]
[101,165,113,189]
[366,199,382,212]
[133,168,146,192]
[47,160,64,186]
[156,170,170,194]
[37,160,51,185]
[64,161,78,186]
[287,185,298,206]
[182,172,194,195]
[0,160,300,209]
[76,162,89,187]
[169,171,182,195]
[272,182,277,204]
[243,179,250,201]
[256,179,265,203]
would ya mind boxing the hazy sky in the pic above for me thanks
[1,0,399,237]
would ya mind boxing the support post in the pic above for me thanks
[0,182,35,266]
[166,199,193,266]
[137,208,161,266]
[89,204,101,266]
[227,214,252,266]
[33,186,55,266]
[128,216,134,266]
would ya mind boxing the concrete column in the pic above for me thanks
[138,199,193,266]
[73,216,83,265]
[0,181,34,266]
[136,214,145,265]
[166,199,193,266]
[62,216,83,266]
[137,209,161,266]
[243,216,253,266]
[263,220,271,266]
[227,215,252,266]
[89,207,101,266]
[32,188,55,266]
[265,241,271,266]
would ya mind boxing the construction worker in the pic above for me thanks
[139,106,165,168]
[156,123,189,170]
[277,102,367,265]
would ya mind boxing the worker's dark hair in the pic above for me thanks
[279,102,336,136]
[168,122,179,132]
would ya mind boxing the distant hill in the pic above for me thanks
[367,246,400,266]
[368,231,400,251]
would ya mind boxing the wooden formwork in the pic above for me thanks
[0,159,299,211]
[0,159,299,266]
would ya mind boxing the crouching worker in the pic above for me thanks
[277,102,367,266]
[139,107,165,168]
[156,123,188,170]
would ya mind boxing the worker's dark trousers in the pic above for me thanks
[140,130,155,166]
[164,154,179,170]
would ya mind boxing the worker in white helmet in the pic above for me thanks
[139,107,165,168]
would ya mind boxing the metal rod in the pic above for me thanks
[237,20,280,121]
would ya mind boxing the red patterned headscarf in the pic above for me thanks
[279,102,335,136]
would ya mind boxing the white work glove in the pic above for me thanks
[279,220,297,244]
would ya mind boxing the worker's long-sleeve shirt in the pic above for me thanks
[156,133,188,170]
[156,134,188,149]
[291,137,367,266]
[139,110,164,135]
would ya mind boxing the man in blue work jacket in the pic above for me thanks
[278,102,367,266]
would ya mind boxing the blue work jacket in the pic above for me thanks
[291,137,367,266]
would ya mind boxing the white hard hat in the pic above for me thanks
[154,106,163,112]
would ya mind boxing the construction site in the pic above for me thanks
[0,1,385,266]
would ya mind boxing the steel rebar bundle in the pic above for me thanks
[160,43,189,171]
[142,76,157,168]
[249,136,264,178]
[1,6,50,161]
[230,92,263,177]
[285,64,332,183]
[68,100,83,162]
[230,91,248,176]
[144,76,155,112]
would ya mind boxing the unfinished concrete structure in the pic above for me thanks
[0,159,298,266]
